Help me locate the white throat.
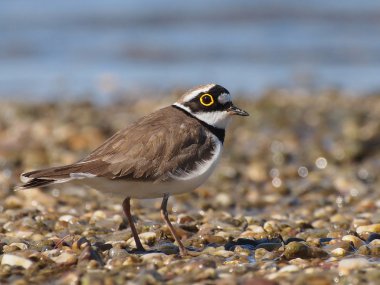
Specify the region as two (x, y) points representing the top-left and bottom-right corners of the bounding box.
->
(173, 103), (232, 129)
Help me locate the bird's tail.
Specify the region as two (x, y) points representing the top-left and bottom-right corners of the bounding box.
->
(16, 164), (83, 190)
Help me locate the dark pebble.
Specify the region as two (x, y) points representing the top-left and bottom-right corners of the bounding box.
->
(79, 246), (105, 266)
(366, 233), (380, 244)
(255, 243), (282, 251)
(285, 238), (305, 244)
(93, 242), (113, 252)
(225, 238), (283, 251)
(319, 238), (334, 244)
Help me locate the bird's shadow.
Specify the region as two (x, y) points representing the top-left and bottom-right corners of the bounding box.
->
(126, 246), (200, 256)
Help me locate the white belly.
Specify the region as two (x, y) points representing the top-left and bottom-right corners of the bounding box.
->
(76, 135), (222, 199)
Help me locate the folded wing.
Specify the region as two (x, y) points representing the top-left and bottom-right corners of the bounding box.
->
(18, 106), (215, 189)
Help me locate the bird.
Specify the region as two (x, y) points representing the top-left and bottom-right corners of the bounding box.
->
(17, 84), (249, 256)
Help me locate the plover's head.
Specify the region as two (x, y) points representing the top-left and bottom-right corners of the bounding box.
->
(174, 84), (249, 129)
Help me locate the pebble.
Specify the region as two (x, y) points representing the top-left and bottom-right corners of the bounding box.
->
(59, 215), (78, 224)
(13, 231), (34, 239)
(356, 224), (380, 235)
(213, 249), (235, 258)
(284, 242), (327, 259)
(3, 196), (23, 209)
(338, 258), (370, 275)
(370, 246), (380, 256)
(366, 233), (380, 243)
(156, 242), (179, 255)
(140, 252), (168, 264)
(139, 232), (157, 245)
(89, 210), (107, 224)
(342, 235), (365, 248)
(109, 248), (129, 259)
(8, 243), (28, 250)
(279, 265), (300, 273)
(1, 254), (33, 269)
(357, 245), (371, 255)
(51, 252), (78, 265)
(330, 248), (348, 257)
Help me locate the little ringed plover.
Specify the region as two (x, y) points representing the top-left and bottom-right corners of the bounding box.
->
(18, 84), (249, 256)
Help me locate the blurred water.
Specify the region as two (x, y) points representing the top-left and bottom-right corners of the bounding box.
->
(1, 0), (380, 100)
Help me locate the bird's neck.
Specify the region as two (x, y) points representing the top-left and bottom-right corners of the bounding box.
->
(172, 104), (226, 143)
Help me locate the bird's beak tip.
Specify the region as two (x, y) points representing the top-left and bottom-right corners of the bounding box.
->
(228, 105), (249, 116)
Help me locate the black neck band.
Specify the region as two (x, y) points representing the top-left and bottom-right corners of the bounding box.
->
(172, 105), (225, 143)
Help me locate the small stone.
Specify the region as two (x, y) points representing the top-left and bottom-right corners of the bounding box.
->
(215, 193), (233, 207)
(89, 210), (107, 224)
(338, 258), (370, 275)
(1, 254), (33, 269)
(4, 196), (23, 209)
(13, 231), (34, 239)
(369, 239), (380, 247)
(255, 243), (282, 252)
(109, 248), (129, 258)
(370, 246), (380, 256)
(284, 242), (326, 259)
(366, 233), (380, 243)
(177, 214), (195, 224)
(59, 215), (78, 224)
(156, 242), (179, 255)
(357, 245), (371, 255)
(212, 249), (234, 258)
(8, 243), (28, 250)
(352, 218), (370, 228)
(279, 265), (300, 273)
(202, 234), (226, 245)
(51, 252), (78, 265)
(357, 224), (380, 236)
(263, 221), (281, 234)
(139, 232), (157, 245)
(284, 242), (311, 259)
(234, 245), (251, 256)
(324, 241), (353, 257)
(140, 252), (168, 264)
(330, 214), (350, 224)
(342, 235), (365, 249)
(330, 247), (348, 257)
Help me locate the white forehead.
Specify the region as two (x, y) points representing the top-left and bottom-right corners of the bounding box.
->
(181, 84), (216, 102)
(218, 93), (232, 104)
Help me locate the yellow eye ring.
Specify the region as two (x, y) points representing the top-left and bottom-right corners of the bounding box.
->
(200, 94), (214, 106)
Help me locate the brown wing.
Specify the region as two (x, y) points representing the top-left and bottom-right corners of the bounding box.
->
(20, 106), (216, 186)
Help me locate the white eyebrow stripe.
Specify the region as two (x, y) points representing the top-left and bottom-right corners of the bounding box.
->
(182, 84), (216, 102)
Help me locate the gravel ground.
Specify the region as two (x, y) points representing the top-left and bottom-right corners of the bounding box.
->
(0, 90), (380, 284)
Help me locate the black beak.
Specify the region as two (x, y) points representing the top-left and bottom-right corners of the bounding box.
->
(227, 105), (249, 116)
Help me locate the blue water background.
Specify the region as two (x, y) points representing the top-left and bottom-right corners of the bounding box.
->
(1, 0), (380, 100)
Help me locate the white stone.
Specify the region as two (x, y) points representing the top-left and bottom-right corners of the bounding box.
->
(1, 254), (33, 269)
(9, 243), (28, 250)
(279, 265), (300, 273)
(59, 215), (77, 223)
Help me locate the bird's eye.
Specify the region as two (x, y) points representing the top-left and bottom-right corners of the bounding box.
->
(200, 94), (214, 106)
